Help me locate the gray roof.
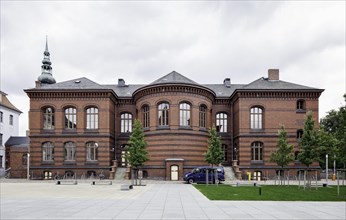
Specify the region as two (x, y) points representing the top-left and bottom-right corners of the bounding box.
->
(150, 71), (199, 86)
(28, 72), (322, 98)
(5, 136), (29, 147)
(241, 77), (318, 90)
(39, 77), (105, 90)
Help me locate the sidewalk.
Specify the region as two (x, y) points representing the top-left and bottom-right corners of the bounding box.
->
(1, 181), (345, 220)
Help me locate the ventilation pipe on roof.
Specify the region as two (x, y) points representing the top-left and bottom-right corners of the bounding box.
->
(223, 78), (231, 87)
(118, 78), (126, 87)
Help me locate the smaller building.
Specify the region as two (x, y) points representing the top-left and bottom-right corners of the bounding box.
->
(0, 91), (22, 176)
(5, 137), (29, 178)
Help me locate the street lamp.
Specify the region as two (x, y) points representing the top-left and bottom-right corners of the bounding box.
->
(326, 154), (328, 185)
(27, 153), (30, 180)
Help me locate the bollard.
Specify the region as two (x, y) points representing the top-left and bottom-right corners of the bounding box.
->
(259, 187), (262, 195)
(57, 181), (60, 185)
(254, 183), (257, 187)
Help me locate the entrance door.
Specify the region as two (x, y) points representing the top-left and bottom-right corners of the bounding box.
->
(171, 165), (179, 181)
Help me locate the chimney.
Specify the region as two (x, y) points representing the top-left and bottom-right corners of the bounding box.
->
(268, 69), (279, 80)
(118, 78), (125, 87)
(35, 80), (42, 88)
(223, 78), (231, 87)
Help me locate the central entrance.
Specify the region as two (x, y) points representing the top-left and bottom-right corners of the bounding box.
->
(171, 165), (179, 180)
(165, 158), (184, 181)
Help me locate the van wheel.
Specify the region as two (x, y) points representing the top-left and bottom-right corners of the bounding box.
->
(215, 179), (220, 184)
(188, 178), (194, 184)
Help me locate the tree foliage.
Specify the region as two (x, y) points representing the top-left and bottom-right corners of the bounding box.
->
(270, 124), (294, 168)
(320, 93), (346, 168)
(205, 126), (224, 166)
(298, 111), (320, 168)
(126, 119), (149, 168)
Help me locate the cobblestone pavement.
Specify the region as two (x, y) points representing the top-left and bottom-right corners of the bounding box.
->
(1, 179), (345, 220)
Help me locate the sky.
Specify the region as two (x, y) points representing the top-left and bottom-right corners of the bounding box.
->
(1, 1), (345, 136)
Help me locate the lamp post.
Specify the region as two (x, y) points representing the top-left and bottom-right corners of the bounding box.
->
(326, 154), (328, 185)
(27, 153), (30, 180)
(333, 154), (336, 181)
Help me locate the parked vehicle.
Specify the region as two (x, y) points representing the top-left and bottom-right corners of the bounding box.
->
(184, 166), (225, 184)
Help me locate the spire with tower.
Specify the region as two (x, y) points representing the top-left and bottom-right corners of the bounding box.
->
(37, 36), (56, 84)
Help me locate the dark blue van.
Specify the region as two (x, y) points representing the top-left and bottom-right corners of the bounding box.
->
(183, 166), (225, 184)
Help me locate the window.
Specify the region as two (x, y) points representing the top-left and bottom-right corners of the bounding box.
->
(142, 105), (150, 128)
(250, 107), (263, 129)
(216, 113), (227, 132)
(9, 115), (13, 126)
(65, 107), (77, 129)
(22, 154), (27, 165)
(64, 142), (76, 161)
(0, 111), (3, 123)
(42, 142), (54, 161)
(0, 155), (3, 168)
(253, 171), (262, 181)
(297, 129), (303, 139)
(199, 105), (207, 128)
(294, 151), (299, 161)
(86, 107), (98, 129)
(251, 142), (263, 161)
(0, 133), (2, 145)
(179, 102), (191, 126)
(121, 113), (132, 132)
(297, 100), (305, 111)
(158, 102), (169, 126)
(86, 142), (98, 161)
(44, 171), (52, 180)
(43, 107), (55, 129)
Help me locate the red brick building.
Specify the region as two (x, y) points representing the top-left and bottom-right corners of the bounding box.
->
(25, 42), (323, 180)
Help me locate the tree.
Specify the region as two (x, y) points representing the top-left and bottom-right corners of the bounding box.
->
(205, 126), (224, 183)
(126, 119), (149, 185)
(298, 111), (320, 168)
(270, 124), (294, 183)
(320, 94), (346, 168)
(205, 126), (224, 166)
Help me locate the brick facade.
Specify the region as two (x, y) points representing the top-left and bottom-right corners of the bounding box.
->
(25, 70), (323, 180)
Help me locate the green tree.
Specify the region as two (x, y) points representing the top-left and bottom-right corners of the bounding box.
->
(298, 111), (320, 168)
(205, 126), (224, 166)
(205, 126), (224, 184)
(126, 119), (149, 184)
(320, 93), (346, 168)
(270, 124), (294, 182)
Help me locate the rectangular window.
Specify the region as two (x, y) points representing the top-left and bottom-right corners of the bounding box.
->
(0, 133), (2, 145)
(86, 107), (98, 129)
(65, 108), (77, 129)
(9, 115), (13, 125)
(0, 155), (3, 168)
(0, 111), (3, 123)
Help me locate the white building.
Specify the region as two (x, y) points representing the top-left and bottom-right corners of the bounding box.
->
(0, 91), (22, 176)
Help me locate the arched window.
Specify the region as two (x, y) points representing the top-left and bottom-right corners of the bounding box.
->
(297, 100), (305, 111)
(179, 102), (191, 126)
(42, 142), (54, 161)
(250, 107), (263, 129)
(158, 102), (169, 126)
(86, 107), (98, 129)
(216, 113), (227, 132)
(251, 142), (263, 161)
(86, 142), (98, 161)
(141, 105), (150, 129)
(43, 107), (54, 129)
(64, 141), (76, 161)
(199, 105), (207, 128)
(121, 113), (132, 132)
(65, 107), (77, 129)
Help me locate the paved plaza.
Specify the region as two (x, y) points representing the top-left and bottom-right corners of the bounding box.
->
(1, 180), (345, 220)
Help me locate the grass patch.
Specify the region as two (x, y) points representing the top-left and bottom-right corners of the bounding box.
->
(194, 185), (346, 201)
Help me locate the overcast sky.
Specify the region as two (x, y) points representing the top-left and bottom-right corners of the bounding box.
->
(1, 1), (345, 136)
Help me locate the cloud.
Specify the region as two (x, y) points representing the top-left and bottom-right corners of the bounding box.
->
(0, 1), (345, 136)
